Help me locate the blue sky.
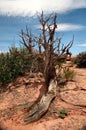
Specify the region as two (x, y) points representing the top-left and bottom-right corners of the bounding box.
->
(0, 0), (86, 55)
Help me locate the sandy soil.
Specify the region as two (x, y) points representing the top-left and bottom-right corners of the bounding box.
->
(0, 67), (86, 130)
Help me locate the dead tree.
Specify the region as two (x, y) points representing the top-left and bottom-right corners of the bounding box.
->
(20, 11), (73, 124)
(20, 26), (36, 55)
(38, 12), (57, 86)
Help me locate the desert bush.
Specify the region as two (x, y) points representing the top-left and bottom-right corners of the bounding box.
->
(75, 52), (86, 68)
(59, 108), (68, 119)
(57, 66), (75, 86)
(62, 67), (75, 81)
(0, 47), (33, 87)
(30, 56), (44, 73)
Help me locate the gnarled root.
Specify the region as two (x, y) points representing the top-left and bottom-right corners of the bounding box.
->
(24, 78), (57, 124)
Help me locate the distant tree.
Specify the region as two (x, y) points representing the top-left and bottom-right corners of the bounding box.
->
(20, 11), (73, 124)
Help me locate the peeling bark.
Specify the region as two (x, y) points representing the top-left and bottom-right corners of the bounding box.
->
(24, 78), (57, 124)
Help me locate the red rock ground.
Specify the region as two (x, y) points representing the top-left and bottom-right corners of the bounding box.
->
(0, 67), (86, 130)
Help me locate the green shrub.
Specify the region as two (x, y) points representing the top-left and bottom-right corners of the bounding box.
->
(75, 52), (86, 68)
(59, 108), (68, 119)
(0, 46), (44, 90)
(57, 67), (75, 86)
(0, 47), (33, 88)
(62, 67), (75, 81)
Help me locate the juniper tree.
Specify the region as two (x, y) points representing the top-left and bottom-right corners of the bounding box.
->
(20, 11), (73, 124)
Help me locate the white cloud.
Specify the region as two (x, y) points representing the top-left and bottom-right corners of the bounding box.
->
(76, 43), (86, 47)
(0, 0), (86, 16)
(36, 23), (86, 31)
(57, 23), (86, 31)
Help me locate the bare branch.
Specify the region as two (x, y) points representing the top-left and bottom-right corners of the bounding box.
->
(20, 28), (37, 54)
(60, 35), (74, 56)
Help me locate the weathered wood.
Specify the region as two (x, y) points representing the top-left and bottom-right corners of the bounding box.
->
(21, 12), (73, 125)
(24, 78), (57, 124)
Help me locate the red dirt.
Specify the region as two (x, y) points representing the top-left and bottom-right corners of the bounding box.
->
(0, 67), (86, 130)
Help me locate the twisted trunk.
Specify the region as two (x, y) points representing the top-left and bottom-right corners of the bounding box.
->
(24, 78), (57, 124)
